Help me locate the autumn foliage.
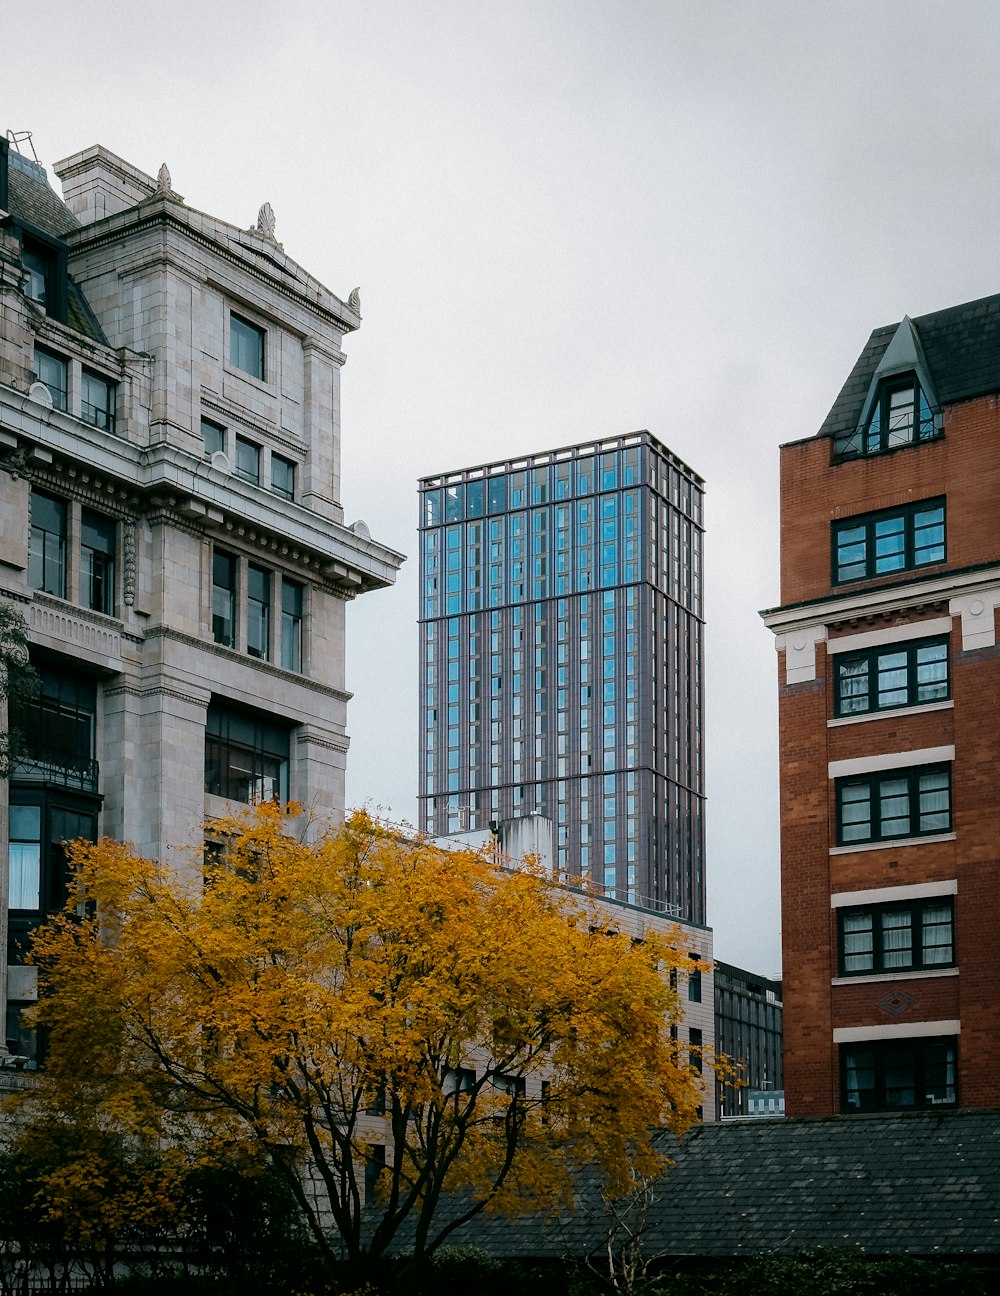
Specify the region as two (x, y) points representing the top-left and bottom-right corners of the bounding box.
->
(21, 807), (705, 1287)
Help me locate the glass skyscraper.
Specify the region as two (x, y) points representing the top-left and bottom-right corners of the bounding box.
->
(418, 430), (705, 923)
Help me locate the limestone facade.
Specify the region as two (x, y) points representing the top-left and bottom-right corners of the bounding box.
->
(0, 137), (403, 1059)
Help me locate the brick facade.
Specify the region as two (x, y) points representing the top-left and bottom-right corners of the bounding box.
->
(764, 298), (1000, 1116)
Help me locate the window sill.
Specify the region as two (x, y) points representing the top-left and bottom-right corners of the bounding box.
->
(223, 362), (276, 397)
(828, 700), (953, 727)
(832, 967), (959, 987)
(830, 832), (956, 855)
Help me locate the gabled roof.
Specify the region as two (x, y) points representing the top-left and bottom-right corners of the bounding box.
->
(819, 293), (1000, 440)
(442, 1109), (1000, 1258)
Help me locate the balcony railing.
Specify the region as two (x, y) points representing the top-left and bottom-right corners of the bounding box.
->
(14, 749), (100, 793)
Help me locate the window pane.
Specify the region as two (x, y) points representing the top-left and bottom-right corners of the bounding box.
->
(29, 489), (66, 598)
(836, 525), (867, 580)
(878, 776), (910, 838)
(873, 516), (905, 573)
(81, 370), (116, 433)
(915, 642), (948, 702)
(230, 314), (264, 379)
(880, 909), (913, 969)
(917, 769), (950, 832)
(875, 650), (908, 708)
(81, 508), (117, 616)
(247, 565), (271, 660)
(886, 385), (915, 446)
(212, 552), (236, 647)
(281, 579), (303, 672)
(839, 783), (872, 841)
(883, 1044), (916, 1108)
(841, 911), (874, 973)
(202, 418), (225, 456)
(837, 657), (870, 713)
(922, 904), (953, 965)
(235, 436), (260, 485)
(913, 506), (945, 565)
(33, 348), (67, 410)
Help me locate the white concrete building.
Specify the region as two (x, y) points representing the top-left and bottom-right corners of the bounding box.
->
(0, 134), (403, 1060)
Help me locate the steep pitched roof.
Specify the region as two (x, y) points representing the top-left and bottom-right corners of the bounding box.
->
(442, 1109), (1000, 1258)
(819, 293), (1000, 440)
(5, 148), (79, 238)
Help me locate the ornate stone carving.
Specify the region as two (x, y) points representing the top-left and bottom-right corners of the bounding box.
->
(123, 521), (137, 607)
(0, 445), (27, 479)
(156, 163), (172, 194)
(255, 202), (277, 241)
(348, 286), (361, 315)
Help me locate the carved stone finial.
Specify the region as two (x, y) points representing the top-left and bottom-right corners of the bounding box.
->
(156, 163), (172, 194)
(348, 287), (361, 315)
(256, 202), (277, 241)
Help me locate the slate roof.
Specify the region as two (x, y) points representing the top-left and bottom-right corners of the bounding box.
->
(440, 1110), (1000, 1259)
(5, 148), (79, 238)
(818, 293), (1000, 440)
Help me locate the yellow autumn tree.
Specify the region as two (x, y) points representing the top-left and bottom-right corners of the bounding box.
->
(26, 806), (705, 1287)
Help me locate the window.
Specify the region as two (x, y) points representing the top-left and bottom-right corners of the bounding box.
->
(835, 637), (949, 717)
(688, 1026), (703, 1074)
(8, 664), (97, 791)
(246, 564), (271, 660)
(33, 347), (67, 411)
(836, 764), (951, 845)
(81, 369), (116, 434)
(833, 500), (944, 584)
(8, 803), (42, 910)
(688, 960), (703, 1003)
(230, 313), (265, 380)
(271, 453), (295, 501)
(7, 793), (98, 918)
(841, 1036), (956, 1111)
(212, 551), (237, 647)
(234, 436), (261, 486)
(834, 375), (937, 459)
(29, 489), (67, 598)
(80, 508), (116, 616)
(20, 232), (66, 320)
(201, 417), (225, 457)
(838, 897), (954, 976)
(204, 701), (289, 804)
(281, 579), (303, 672)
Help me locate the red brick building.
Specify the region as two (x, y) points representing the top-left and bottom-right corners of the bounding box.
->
(762, 295), (1000, 1116)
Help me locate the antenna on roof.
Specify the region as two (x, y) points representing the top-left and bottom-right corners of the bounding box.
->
(5, 131), (40, 163)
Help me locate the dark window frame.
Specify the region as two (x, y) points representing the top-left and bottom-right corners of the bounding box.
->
(28, 488), (67, 598)
(271, 452), (295, 501)
(832, 499), (945, 585)
(835, 763), (951, 846)
(230, 312), (265, 381)
(280, 578), (304, 672)
(833, 373), (938, 461)
(33, 346), (68, 411)
(18, 225), (68, 324)
(841, 1035), (957, 1112)
(837, 896), (955, 976)
(204, 700), (290, 805)
(201, 417), (226, 457)
(80, 507), (117, 617)
(246, 563), (271, 661)
(212, 550), (237, 648)
(80, 368), (117, 434)
(234, 435), (261, 486)
(834, 635), (950, 717)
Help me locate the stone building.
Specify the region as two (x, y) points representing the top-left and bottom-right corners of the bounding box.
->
(0, 134), (402, 1059)
(763, 294), (1000, 1115)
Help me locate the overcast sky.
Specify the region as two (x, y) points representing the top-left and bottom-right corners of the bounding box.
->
(9, 0), (1000, 976)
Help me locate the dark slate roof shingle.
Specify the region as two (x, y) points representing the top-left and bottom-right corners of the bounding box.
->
(438, 1110), (1000, 1259)
(5, 149), (78, 238)
(819, 293), (1000, 439)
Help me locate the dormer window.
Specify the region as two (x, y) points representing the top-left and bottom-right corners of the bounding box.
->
(834, 374), (937, 459)
(18, 230), (68, 323)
